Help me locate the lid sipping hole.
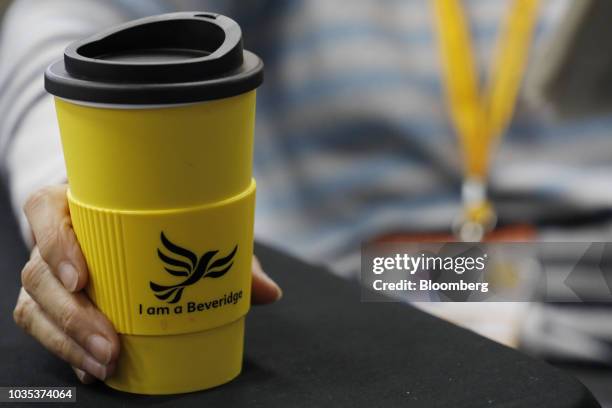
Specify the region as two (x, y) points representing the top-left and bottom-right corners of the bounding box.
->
(76, 19), (226, 65)
(63, 13), (246, 83)
(194, 13), (217, 19)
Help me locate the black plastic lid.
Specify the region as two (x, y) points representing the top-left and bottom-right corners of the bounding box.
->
(44, 12), (263, 104)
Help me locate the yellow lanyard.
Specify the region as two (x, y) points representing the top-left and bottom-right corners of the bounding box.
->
(431, 0), (540, 228)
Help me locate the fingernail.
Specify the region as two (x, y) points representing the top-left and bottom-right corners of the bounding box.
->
(73, 367), (94, 384)
(58, 262), (78, 292)
(267, 278), (283, 301)
(86, 334), (112, 365)
(82, 355), (107, 381)
(254, 264), (283, 301)
(274, 285), (283, 301)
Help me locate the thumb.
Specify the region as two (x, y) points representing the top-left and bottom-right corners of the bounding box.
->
(250, 256), (282, 305)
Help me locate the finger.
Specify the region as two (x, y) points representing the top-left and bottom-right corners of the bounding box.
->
(23, 185), (88, 292)
(72, 367), (95, 384)
(250, 256), (282, 305)
(13, 288), (114, 381)
(21, 250), (120, 366)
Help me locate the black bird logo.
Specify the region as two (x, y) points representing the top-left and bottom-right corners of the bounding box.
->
(150, 232), (237, 304)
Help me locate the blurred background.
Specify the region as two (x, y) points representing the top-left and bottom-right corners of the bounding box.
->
(0, 0), (611, 405)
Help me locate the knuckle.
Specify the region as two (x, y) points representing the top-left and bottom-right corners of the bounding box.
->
(21, 259), (44, 292)
(50, 334), (73, 361)
(13, 302), (25, 327)
(58, 299), (81, 334)
(36, 229), (59, 261)
(23, 187), (53, 215)
(13, 298), (33, 332)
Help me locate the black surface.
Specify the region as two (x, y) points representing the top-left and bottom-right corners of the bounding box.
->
(45, 12), (264, 104)
(560, 364), (612, 408)
(0, 185), (600, 408)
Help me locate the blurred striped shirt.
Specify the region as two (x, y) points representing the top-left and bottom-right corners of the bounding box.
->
(1, 0), (611, 276)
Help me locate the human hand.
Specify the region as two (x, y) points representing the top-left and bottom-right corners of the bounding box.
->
(13, 185), (282, 383)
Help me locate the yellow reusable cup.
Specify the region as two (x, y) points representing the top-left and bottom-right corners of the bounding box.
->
(44, 12), (263, 394)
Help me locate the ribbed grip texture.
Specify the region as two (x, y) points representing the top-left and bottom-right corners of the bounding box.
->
(69, 200), (134, 333)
